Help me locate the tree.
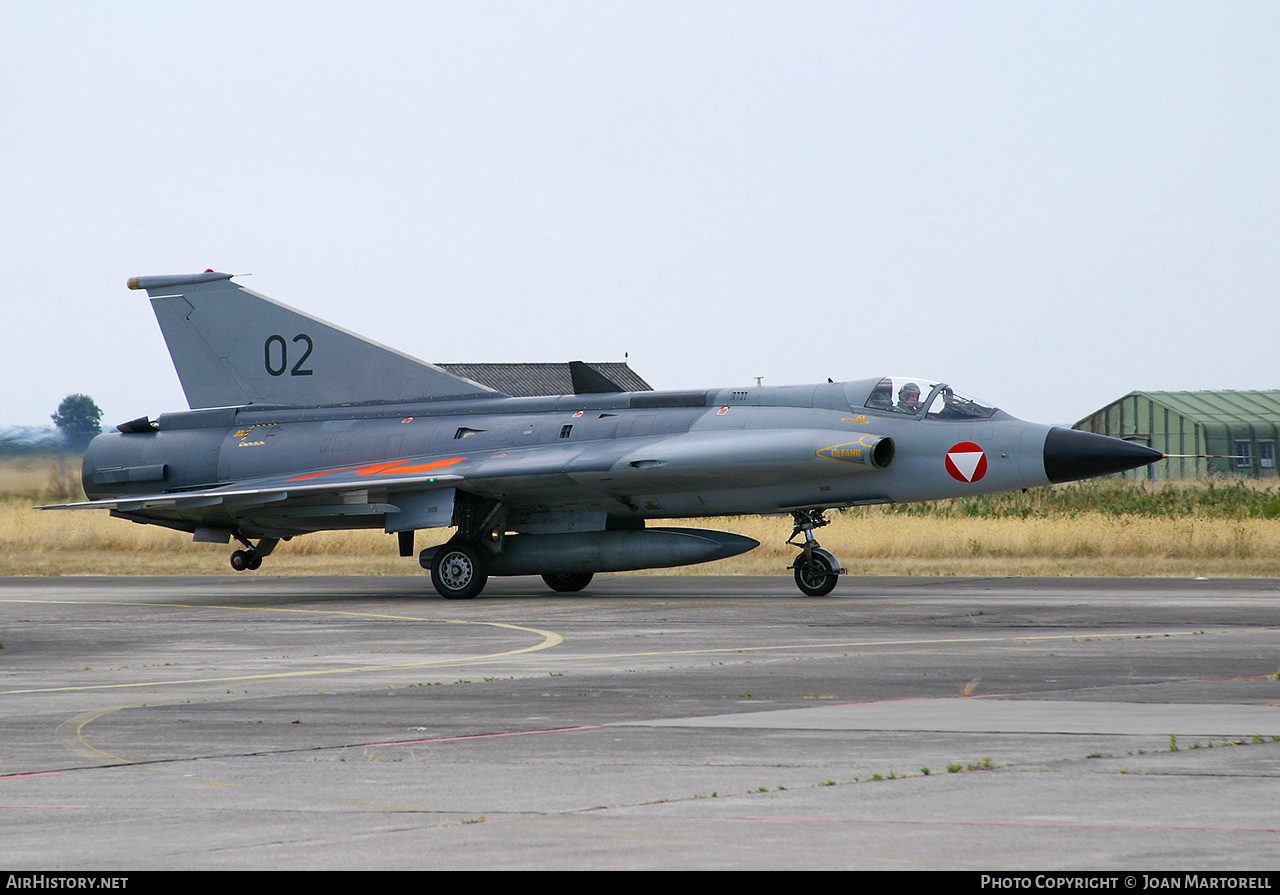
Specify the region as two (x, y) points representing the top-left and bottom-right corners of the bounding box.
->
(52, 394), (102, 452)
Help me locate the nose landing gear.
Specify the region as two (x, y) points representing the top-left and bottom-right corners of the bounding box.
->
(786, 509), (844, 596)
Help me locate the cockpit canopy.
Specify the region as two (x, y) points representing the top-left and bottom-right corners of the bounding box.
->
(863, 376), (998, 420)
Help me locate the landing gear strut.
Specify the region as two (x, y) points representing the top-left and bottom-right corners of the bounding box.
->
(421, 496), (505, 599)
(229, 534), (278, 572)
(786, 509), (844, 596)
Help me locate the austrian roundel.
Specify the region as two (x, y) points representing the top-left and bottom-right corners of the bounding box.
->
(945, 442), (988, 483)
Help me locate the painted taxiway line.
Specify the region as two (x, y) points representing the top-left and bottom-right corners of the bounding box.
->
(1, 598), (564, 694)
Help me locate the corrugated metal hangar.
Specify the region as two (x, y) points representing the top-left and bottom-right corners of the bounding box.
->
(1074, 390), (1280, 479)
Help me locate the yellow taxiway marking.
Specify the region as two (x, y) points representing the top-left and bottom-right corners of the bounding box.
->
(0, 599), (562, 694)
(56, 701), (168, 764)
(54, 701), (468, 812)
(14, 596), (1216, 816)
(23, 599), (567, 813)
(485, 629), (1218, 664)
(4, 595), (1212, 691)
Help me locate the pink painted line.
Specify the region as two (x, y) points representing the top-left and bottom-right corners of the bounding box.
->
(0, 771), (66, 780)
(737, 816), (1280, 833)
(365, 724), (602, 747)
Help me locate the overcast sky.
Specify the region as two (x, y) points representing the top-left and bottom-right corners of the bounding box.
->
(4, 1), (1276, 431)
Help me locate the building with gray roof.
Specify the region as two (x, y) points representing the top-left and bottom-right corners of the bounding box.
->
(437, 361), (651, 398)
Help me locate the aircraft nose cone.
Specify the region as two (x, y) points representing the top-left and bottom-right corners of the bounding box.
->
(1043, 427), (1162, 484)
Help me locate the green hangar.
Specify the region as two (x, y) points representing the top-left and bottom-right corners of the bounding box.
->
(1074, 390), (1280, 480)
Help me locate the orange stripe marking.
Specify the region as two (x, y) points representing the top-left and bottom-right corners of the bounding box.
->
(285, 457), (466, 482)
(354, 457), (466, 476)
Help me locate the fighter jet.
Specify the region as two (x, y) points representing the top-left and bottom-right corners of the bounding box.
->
(41, 271), (1161, 598)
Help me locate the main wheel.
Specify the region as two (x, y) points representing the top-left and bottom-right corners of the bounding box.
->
(230, 550), (251, 571)
(793, 552), (838, 597)
(541, 572), (594, 593)
(430, 541), (489, 600)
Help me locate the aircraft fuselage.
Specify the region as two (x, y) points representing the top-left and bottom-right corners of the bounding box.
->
(48, 271), (1162, 598)
(86, 380), (1068, 541)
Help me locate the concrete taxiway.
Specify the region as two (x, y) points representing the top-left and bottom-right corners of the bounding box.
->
(1, 574), (1278, 870)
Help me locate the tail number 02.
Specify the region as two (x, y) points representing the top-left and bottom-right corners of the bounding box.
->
(264, 334), (314, 377)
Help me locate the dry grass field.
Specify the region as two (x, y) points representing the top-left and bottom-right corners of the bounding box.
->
(3, 455), (1278, 578)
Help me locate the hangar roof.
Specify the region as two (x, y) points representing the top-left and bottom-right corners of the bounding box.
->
(1106, 390), (1280, 426)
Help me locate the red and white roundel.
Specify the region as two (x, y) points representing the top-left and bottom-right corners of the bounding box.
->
(945, 442), (988, 483)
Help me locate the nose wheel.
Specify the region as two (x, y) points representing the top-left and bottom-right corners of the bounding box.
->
(793, 551), (839, 596)
(786, 509), (844, 596)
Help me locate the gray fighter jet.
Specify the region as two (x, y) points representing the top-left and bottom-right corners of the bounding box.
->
(41, 271), (1161, 598)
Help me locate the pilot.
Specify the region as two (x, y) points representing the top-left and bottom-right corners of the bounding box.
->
(897, 382), (922, 414)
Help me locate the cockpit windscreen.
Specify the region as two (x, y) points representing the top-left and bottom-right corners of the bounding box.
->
(864, 377), (998, 420)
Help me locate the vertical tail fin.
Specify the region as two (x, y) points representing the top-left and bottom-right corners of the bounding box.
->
(128, 272), (503, 409)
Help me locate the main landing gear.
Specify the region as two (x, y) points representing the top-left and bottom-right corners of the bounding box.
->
(427, 539), (489, 600)
(786, 509), (845, 597)
(229, 534), (279, 572)
(541, 572), (594, 593)
(421, 496), (506, 599)
(422, 542), (596, 598)
(417, 496), (605, 599)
